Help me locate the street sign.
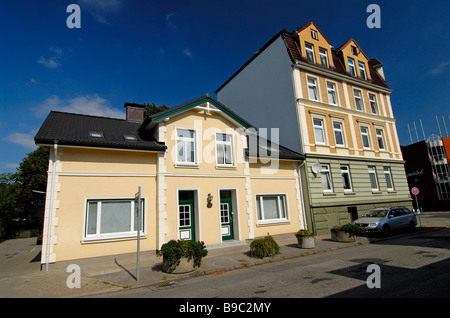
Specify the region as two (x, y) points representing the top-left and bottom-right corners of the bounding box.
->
(411, 187), (419, 196)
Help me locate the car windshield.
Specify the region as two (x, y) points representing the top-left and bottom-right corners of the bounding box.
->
(363, 209), (389, 218)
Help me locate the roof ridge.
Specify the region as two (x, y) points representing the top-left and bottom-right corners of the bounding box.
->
(49, 110), (126, 122)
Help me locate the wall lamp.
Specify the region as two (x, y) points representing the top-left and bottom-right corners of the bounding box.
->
(207, 193), (214, 208)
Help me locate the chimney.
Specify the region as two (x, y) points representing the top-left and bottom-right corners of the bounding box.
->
(124, 102), (145, 123)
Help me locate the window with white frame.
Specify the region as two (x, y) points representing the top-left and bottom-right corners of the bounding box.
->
(307, 77), (319, 101)
(326, 82), (338, 105)
(320, 164), (333, 192)
(348, 57), (356, 76)
(358, 61), (367, 79)
(216, 133), (234, 166)
(319, 48), (329, 67)
(369, 93), (378, 114)
(85, 199), (144, 240)
(384, 166), (394, 191)
(368, 166), (379, 191)
(333, 121), (345, 146)
(360, 126), (371, 149)
(256, 194), (288, 224)
(305, 43), (315, 63)
(313, 118), (325, 144)
(376, 128), (386, 150)
(176, 128), (196, 164)
(354, 89), (364, 111)
(311, 29), (318, 40)
(340, 165), (353, 192)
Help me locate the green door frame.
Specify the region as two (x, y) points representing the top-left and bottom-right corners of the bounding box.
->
(220, 197), (234, 241)
(178, 198), (195, 241)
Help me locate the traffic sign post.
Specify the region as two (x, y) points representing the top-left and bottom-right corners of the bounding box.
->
(411, 187), (422, 227)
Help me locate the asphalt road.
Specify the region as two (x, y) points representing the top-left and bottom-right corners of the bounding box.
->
(94, 227), (450, 299)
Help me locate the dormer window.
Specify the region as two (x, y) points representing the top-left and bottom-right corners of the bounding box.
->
(305, 42), (315, 63)
(311, 29), (318, 40)
(348, 57), (356, 76)
(319, 48), (329, 67)
(358, 61), (367, 79)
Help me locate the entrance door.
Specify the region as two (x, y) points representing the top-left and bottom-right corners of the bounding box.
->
(179, 191), (195, 241)
(220, 191), (234, 241)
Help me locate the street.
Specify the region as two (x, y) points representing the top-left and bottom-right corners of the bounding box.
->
(93, 227), (450, 298)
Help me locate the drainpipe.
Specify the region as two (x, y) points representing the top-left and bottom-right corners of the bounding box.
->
(297, 161), (308, 230)
(45, 142), (58, 272)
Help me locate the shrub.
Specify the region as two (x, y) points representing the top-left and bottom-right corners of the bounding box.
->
(249, 235), (280, 259)
(294, 229), (315, 237)
(331, 223), (361, 237)
(157, 240), (208, 268)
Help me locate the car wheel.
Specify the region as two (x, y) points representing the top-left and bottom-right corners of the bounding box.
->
(382, 224), (390, 236)
(409, 221), (416, 232)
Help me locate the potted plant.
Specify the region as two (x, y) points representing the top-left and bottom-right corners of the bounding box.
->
(294, 229), (316, 249)
(330, 223), (361, 242)
(156, 240), (208, 274)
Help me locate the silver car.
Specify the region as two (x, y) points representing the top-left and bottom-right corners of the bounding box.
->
(354, 207), (417, 236)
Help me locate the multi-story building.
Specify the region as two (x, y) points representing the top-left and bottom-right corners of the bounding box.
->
(216, 22), (412, 234)
(402, 136), (450, 211)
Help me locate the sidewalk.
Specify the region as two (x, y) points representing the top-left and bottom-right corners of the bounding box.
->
(3, 213), (448, 298)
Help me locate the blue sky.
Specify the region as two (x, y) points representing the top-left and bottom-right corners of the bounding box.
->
(1, 0), (449, 173)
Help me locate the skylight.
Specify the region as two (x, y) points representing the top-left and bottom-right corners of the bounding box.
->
(89, 132), (104, 138)
(123, 135), (137, 141)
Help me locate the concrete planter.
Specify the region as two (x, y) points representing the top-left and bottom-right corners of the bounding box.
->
(330, 229), (357, 242)
(296, 236), (316, 249)
(162, 256), (198, 274)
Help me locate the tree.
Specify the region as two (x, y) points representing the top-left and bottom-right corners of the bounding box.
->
(0, 146), (49, 239)
(143, 102), (169, 121)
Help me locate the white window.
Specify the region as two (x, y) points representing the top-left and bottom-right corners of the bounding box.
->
(358, 61), (367, 79)
(85, 199), (144, 240)
(368, 166), (379, 191)
(256, 194), (288, 224)
(319, 48), (329, 67)
(384, 167), (394, 191)
(333, 121), (345, 146)
(327, 82), (338, 105)
(348, 57), (356, 76)
(307, 77), (319, 101)
(216, 133), (234, 166)
(360, 126), (371, 149)
(340, 165), (353, 192)
(313, 118), (325, 144)
(176, 128), (196, 164)
(320, 164), (333, 192)
(311, 29), (318, 40)
(354, 89), (364, 111)
(305, 43), (315, 63)
(369, 93), (378, 114)
(376, 128), (385, 150)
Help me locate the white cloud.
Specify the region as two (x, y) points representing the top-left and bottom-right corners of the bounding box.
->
(35, 94), (124, 119)
(3, 131), (37, 149)
(166, 12), (180, 31)
(428, 61), (450, 76)
(78, 0), (124, 24)
(37, 47), (63, 69)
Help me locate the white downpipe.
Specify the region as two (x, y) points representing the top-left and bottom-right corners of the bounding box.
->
(45, 143), (58, 272)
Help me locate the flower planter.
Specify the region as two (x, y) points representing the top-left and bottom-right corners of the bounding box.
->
(330, 229), (357, 242)
(162, 256), (198, 274)
(296, 236), (315, 249)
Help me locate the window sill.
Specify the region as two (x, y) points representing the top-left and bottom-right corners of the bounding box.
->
(323, 192), (336, 196)
(175, 163), (199, 169)
(372, 190), (382, 194)
(257, 220), (291, 227)
(344, 191), (356, 195)
(216, 165), (237, 170)
(82, 234), (147, 244)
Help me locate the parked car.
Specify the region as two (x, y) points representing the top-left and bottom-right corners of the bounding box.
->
(354, 207), (417, 236)
(36, 231), (43, 245)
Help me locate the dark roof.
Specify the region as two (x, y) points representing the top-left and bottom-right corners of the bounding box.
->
(34, 111), (167, 152)
(216, 28), (390, 93)
(245, 135), (305, 161)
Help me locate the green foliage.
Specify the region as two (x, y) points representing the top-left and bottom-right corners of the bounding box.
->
(294, 229), (315, 237)
(0, 146), (49, 238)
(157, 240), (208, 268)
(331, 223), (361, 237)
(143, 102), (169, 121)
(249, 235), (280, 259)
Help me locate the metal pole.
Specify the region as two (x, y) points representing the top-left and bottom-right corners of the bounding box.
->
(136, 186), (141, 281)
(414, 195), (422, 227)
(408, 124), (413, 144)
(420, 119), (426, 141)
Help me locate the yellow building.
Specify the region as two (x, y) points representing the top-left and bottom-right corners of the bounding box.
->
(217, 22), (412, 234)
(35, 95), (305, 263)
